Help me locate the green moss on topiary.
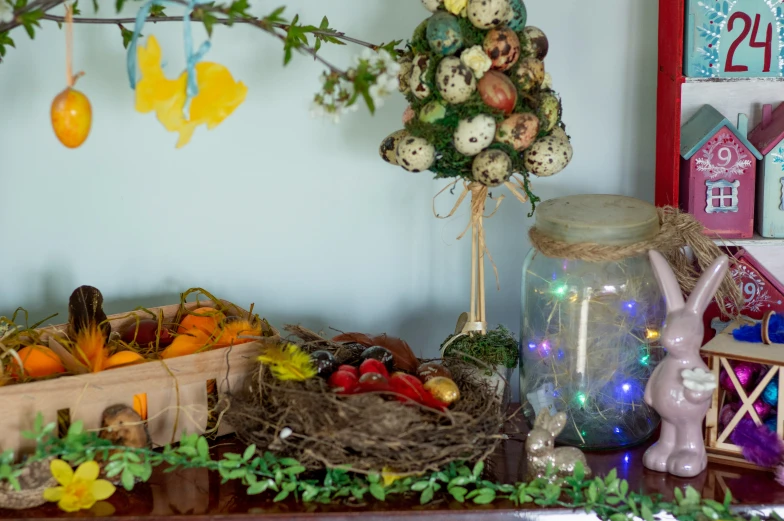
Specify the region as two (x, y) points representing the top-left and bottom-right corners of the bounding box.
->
(441, 325), (519, 372)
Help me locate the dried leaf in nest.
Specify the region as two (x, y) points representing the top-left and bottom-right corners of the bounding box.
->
(99, 404), (151, 449)
(371, 334), (419, 373)
(68, 286), (111, 341)
(332, 332), (419, 373)
(332, 332), (375, 346)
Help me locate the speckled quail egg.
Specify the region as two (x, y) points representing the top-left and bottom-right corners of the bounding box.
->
(514, 57), (545, 91)
(454, 114), (497, 156)
(508, 0), (527, 31)
(523, 135), (573, 177)
(483, 27), (521, 71)
(467, 0), (513, 29)
(550, 126), (568, 141)
(397, 135), (436, 172)
(422, 0), (443, 12)
(472, 149), (513, 187)
(496, 112), (539, 151)
(411, 54), (432, 100)
(427, 12), (464, 56)
(420, 101), (447, 123)
(398, 56), (413, 94)
(537, 92), (561, 133)
(523, 26), (549, 60)
(379, 130), (410, 166)
(437, 56), (477, 104)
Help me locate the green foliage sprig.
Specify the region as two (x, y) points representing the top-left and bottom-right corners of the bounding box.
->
(1, 414), (781, 520)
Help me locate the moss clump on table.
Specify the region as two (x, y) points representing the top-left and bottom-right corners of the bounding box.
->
(0, 414), (776, 521)
(441, 325), (519, 373)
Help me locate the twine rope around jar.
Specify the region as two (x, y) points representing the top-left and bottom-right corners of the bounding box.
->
(528, 206), (742, 315)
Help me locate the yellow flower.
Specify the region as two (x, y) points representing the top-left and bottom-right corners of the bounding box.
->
(135, 35), (248, 148)
(444, 0), (468, 15)
(381, 467), (423, 487)
(460, 46), (492, 79)
(43, 460), (116, 512)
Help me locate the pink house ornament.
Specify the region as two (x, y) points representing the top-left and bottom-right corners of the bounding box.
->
(680, 105), (762, 239)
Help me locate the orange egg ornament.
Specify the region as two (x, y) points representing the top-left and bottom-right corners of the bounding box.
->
(51, 87), (92, 148)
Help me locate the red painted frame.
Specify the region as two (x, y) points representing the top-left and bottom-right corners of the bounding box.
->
(655, 0), (686, 207)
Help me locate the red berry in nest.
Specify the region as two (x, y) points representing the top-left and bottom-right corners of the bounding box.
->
(328, 370), (358, 394)
(356, 372), (390, 393)
(338, 364), (359, 377)
(390, 372), (427, 404)
(360, 346), (394, 373)
(359, 358), (389, 379)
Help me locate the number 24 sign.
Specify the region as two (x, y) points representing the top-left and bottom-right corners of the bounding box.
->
(685, 0), (784, 78)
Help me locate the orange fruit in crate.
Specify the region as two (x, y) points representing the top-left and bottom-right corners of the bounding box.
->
(104, 351), (145, 370)
(51, 87), (92, 148)
(177, 307), (225, 336)
(160, 329), (211, 359)
(13, 345), (66, 378)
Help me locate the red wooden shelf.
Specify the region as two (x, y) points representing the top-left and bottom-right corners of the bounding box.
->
(656, 0), (686, 208)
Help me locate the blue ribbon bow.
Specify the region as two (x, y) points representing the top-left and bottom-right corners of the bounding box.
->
(126, 0), (212, 109)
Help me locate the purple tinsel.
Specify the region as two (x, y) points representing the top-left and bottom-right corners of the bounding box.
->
(733, 313), (784, 343)
(729, 418), (784, 467)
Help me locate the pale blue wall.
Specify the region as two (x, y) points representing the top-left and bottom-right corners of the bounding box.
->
(0, 0), (659, 393)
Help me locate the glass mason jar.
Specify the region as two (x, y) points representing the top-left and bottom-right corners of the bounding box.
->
(520, 195), (666, 449)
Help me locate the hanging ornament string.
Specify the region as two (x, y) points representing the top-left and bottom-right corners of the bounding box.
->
(126, 0), (211, 112)
(64, 3), (83, 87)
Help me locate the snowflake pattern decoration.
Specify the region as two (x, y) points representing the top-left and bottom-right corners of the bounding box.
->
(695, 135), (753, 178)
(724, 263), (777, 314)
(773, 146), (784, 171)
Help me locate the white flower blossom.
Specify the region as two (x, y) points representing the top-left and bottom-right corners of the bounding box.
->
(542, 72), (553, 90)
(682, 368), (717, 392)
(460, 46), (492, 79)
(0, 0), (14, 23)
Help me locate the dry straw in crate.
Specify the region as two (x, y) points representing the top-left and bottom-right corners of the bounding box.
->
(0, 298), (275, 456)
(223, 326), (507, 476)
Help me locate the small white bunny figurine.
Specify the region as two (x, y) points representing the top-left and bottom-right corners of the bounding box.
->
(643, 250), (727, 478)
(526, 409), (592, 482)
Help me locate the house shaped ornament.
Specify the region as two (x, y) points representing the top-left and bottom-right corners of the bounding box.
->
(684, 0), (784, 78)
(680, 105), (762, 239)
(702, 246), (784, 344)
(749, 103), (784, 237)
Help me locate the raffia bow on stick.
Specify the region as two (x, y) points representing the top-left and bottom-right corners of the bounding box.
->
(528, 206), (742, 316)
(434, 177), (533, 336)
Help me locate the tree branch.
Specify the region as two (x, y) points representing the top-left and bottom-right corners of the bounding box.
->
(0, 0), (397, 76)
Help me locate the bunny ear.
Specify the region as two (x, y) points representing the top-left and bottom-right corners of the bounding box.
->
(686, 254), (729, 316)
(548, 412), (567, 436)
(534, 409), (551, 430)
(648, 250), (685, 313)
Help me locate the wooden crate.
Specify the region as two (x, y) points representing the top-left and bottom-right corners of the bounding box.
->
(702, 319), (784, 469)
(0, 300), (270, 455)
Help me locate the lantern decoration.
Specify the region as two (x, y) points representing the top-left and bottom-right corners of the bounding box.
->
(379, 0), (573, 333)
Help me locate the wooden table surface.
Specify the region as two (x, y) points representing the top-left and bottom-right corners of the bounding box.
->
(2, 413), (783, 520)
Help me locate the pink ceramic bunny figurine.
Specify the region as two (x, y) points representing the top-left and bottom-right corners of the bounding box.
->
(643, 250), (728, 478)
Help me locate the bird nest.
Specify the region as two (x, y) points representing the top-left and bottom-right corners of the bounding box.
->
(222, 326), (507, 475)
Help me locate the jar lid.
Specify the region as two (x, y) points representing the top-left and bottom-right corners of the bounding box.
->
(534, 195), (659, 246)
